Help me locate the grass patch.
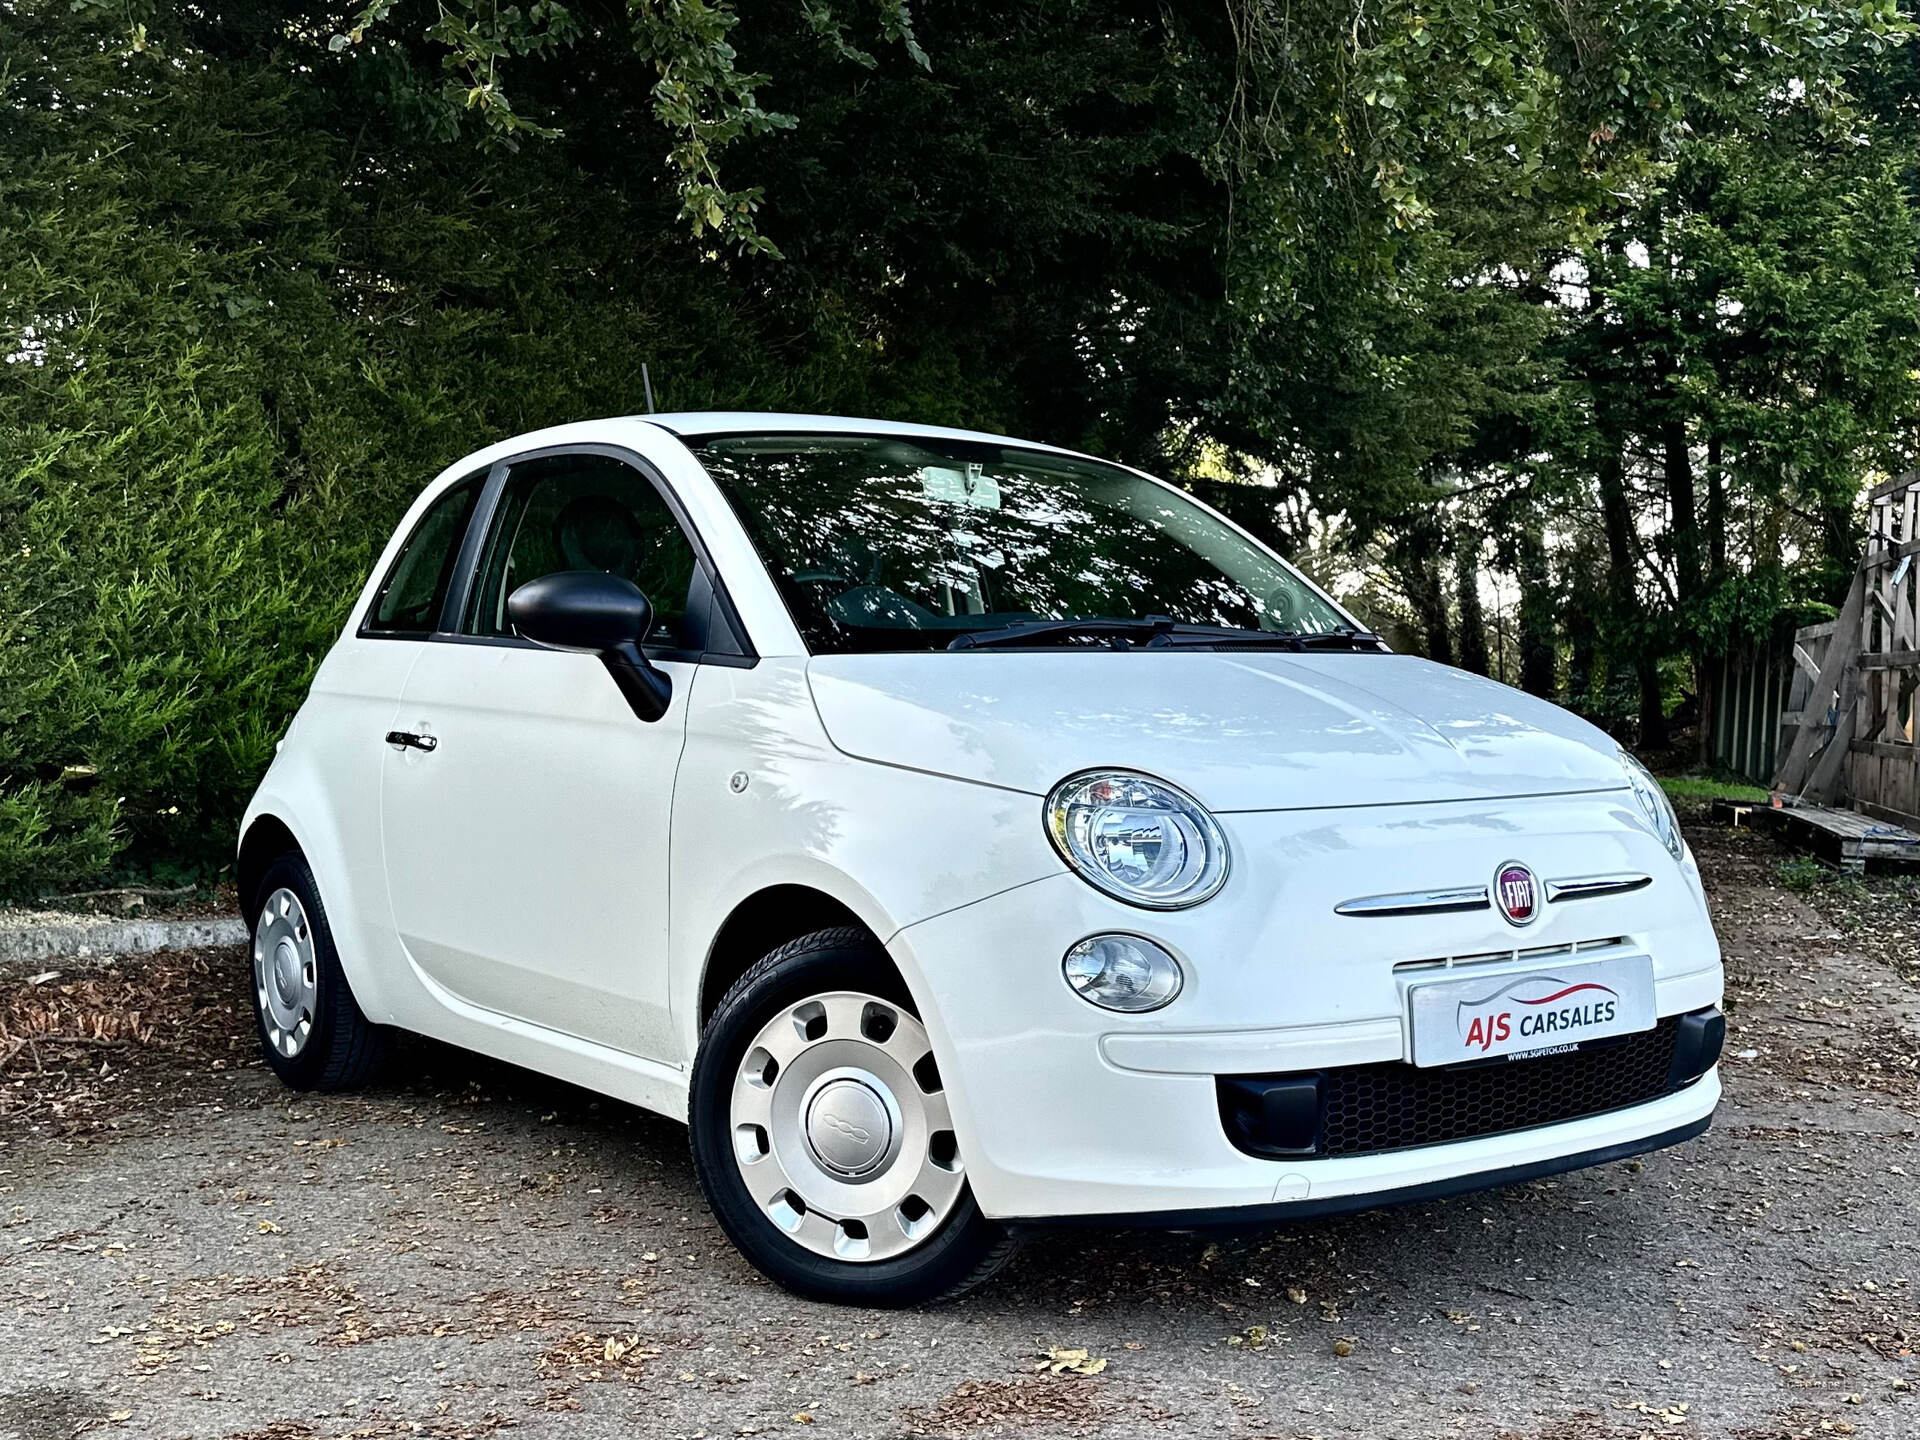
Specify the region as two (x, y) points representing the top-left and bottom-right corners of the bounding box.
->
(1775, 854), (1870, 913)
(1660, 775), (1770, 804)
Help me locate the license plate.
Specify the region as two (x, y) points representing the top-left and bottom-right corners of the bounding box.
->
(1408, 955), (1657, 1067)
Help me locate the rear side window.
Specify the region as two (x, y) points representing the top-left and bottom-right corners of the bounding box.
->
(363, 474), (484, 636)
(463, 452), (699, 648)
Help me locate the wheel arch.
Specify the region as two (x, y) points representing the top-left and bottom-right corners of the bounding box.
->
(698, 883), (888, 1026)
(237, 812), (301, 925)
(233, 790), (404, 1022)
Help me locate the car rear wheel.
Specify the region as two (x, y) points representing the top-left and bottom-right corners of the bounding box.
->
(689, 928), (1016, 1305)
(248, 851), (389, 1091)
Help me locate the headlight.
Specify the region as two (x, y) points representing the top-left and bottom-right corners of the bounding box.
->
(1620, 751), (1685, 861)
(1063, 934), (1184, 1011)
(1045, 770), (1229, 908)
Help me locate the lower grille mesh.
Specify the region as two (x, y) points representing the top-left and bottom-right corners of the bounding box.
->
(1219, 1018), (1693, 1161)
(1318, 1019), (1681, 1157)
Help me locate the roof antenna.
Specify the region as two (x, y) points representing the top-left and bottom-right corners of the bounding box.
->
(641, 363), (657, 414)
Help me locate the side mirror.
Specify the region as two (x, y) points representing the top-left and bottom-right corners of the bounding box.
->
(506, 571), (674, 722)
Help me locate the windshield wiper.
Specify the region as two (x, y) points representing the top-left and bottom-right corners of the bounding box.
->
(1148, 626), (1386, 652)
(1302, 629), (1387, 651)
(947, 616), (1180, 650)
(948, 617), (1386, 652)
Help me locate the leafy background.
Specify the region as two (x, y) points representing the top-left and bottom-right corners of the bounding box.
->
(2, 0), (1915, 895)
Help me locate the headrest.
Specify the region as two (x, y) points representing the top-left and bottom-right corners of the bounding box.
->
(553, 494), (645, 577)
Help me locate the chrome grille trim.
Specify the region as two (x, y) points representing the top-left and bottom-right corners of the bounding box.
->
(1332, 886), (1489, 917)
(1545, 872), (1653, 903)
(1336, 872), (1652, 918)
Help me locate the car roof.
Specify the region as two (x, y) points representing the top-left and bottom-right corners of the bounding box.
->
(641, 412), (1085, 458)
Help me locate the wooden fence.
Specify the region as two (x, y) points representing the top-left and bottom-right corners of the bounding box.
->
(1772, 471), (1920, 828)
(1848, 473), (1920, 825)
(1708, 642), (1793, 787)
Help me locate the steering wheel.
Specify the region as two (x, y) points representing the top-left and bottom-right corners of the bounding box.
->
(1263, 583), (1309, 631)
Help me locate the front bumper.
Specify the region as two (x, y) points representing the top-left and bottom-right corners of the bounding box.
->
(1041, 1112), (1715, 1229)
(889, 792), (1724, 1222)
(1217, 1006), (1723, 1160)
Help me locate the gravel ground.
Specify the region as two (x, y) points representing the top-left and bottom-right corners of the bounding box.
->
(1, 820), (1915, 1440)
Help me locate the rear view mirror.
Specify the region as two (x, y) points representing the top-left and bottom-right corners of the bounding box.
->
(507, 571), (673, 722)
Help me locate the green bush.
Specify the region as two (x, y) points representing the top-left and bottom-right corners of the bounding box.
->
(9, 2), (1909, 898)
(0, 9), (966, 897)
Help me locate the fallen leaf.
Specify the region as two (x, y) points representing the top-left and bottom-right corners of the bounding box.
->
(1039, 1347), (1107, 1376)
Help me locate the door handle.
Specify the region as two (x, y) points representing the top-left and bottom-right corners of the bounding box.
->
(385, 730), (438, 753)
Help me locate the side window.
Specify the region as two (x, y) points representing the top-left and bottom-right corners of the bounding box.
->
(464, 452), (700, 649)
(363, 474), (484, 636)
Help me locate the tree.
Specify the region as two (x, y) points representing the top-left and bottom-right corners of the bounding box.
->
(5, 0), (1913, 890)
(1548, 44), (1918, 747)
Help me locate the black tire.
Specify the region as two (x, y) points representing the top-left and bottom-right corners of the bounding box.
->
(246, 850), (390, 1092)
(689, 927), (1017, 1306)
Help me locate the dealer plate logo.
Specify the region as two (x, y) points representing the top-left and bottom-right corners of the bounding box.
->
(1453, 973), (1620, 1055)
(1493, 860), (1540, 926)
(1406, 953), (1658, 1066)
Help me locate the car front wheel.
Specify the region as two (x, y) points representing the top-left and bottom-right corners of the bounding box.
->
(248, 850), (389, 1091)
(689, 928), (1015, 1305)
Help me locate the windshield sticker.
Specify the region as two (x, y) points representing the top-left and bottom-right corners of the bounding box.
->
(921, 464), (1003, 511)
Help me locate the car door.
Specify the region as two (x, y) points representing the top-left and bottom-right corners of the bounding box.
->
(379, 445), (719, 1060)
(297, 470), (488, 987)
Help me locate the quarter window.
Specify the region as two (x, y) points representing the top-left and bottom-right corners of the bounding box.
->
(363, 473), (484, 636)
(464, 452), (699, 649)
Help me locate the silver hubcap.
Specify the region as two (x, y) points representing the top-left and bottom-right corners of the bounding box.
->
(253, 887), (317, 1058)
(807, 1076), (894, 1176)
(729, 992), (963, 1263)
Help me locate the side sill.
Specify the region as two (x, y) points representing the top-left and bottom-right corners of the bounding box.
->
(400, 950), (690, 1121)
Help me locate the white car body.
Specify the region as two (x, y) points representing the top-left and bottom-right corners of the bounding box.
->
(241, 413), (1722, 1238)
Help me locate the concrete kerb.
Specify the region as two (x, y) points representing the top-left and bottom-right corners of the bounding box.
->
(0, 909), (246, 967)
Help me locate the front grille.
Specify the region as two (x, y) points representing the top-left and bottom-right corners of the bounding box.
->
(1220, 1014), (1713, 1161)
(1319, 1019), (1680, 1156)
(1391, 936), (1630, 974)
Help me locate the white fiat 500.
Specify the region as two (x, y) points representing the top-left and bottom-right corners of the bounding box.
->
(239, 414), (1724, 1304)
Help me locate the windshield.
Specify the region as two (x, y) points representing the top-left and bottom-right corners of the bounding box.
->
(692, 434), (1352, 655)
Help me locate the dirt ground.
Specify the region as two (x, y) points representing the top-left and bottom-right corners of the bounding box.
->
(1, 819), (1915, 1440)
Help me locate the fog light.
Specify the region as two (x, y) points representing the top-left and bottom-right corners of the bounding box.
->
(1062, 934), (1183, 1012)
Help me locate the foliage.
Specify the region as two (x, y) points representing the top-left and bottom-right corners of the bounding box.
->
(0, 3), (946, 893)
(3, 0), (1915, 892)
(1658, 775), (1769, 805)
(1776, 853), (1867, 900)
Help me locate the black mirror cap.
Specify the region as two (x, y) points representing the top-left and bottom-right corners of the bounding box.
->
(507, 570), (653, 653)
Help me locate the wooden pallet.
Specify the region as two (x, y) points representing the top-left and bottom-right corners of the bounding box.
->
(1745, 799), (1920, 873)
(1710, 797), (1767, 829)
